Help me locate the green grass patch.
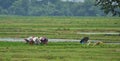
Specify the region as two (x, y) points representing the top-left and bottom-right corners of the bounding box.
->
(0, 41), (120, 61)
(0, 16), (120, 42)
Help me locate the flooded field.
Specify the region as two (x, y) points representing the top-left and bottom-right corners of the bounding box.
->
(0, 38), (120, 44)
(77, 32), (120, 35)
(0, 38), (79, 42)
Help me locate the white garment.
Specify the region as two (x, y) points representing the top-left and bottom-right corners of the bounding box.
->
(33, 37), (38, 42)
(39, 37), (42, 40)
(33, 37), (40, 44)
(26, 36), (33, 41)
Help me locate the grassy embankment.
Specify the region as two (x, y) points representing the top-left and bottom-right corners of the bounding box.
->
(0, 16), (120, 42)
(0, 41), (120, 61)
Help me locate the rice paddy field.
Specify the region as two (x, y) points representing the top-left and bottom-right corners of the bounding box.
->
(0, 42), (120, 61)
(0, 16), (120, 42)
(0, 16), (120, 61)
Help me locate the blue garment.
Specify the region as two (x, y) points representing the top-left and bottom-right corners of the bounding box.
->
(80, 37), (89, 44)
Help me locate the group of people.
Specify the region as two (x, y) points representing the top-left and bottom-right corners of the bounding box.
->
(24, 36), (48, 45)
(24, 36), (103, 46)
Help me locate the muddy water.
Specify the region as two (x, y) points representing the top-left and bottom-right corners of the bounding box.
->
(0, 38), (120, 44)
(77, 32), (120, 35)
(0, 38), (23, 42)
(0, 38), (80, 42)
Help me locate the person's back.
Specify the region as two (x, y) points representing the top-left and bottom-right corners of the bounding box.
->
(39, 37), (48, 45)
(28, 36), (35, 45)
(33, 37), (40, 45)
(24, 36), (34, 44)
(80, 37), (89, 44)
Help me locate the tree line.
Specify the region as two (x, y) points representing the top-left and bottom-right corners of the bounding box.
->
(0, 0), (105, 16)
(95, 0), (120, 16)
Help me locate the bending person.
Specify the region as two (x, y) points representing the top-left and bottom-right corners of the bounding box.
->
(39, 37), (48, 45)
(80, 37), (89, 44)
(33, 37), (40, 45)
(24, 36), (34, 44)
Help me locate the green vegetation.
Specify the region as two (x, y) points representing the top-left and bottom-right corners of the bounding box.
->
(0, 41), (120, 61)
(0, 16), (120, 42)
(0, 0), (104, 16)
(95, 0), (120, 16)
